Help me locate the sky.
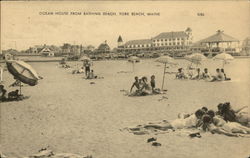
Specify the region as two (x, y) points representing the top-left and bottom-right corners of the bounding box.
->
(1, 1), (250, 50)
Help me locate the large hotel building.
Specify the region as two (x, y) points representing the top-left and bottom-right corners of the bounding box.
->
(117, 27), (193, 54)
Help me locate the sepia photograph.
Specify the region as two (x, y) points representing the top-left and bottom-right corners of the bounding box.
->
(0, 1), (250, 158)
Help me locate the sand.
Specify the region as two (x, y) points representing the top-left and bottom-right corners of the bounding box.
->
(0, 59), (250, 158)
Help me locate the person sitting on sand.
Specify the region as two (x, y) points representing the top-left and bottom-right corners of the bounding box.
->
(176, 68), (188, 79)
(8, 89), (19, 100)
(130, 76), (140, 93)
(59, 58), (66, 65)
(87, 70), (97, 79)
(202, 68), (211, 80)
(210, 68), (225, 82)
(0, 85), (7, 101)
(150, 75), (161, 94)
(221, 69), (231, 81)
(139, 76), (152, 96)
(191, 68), (202, 80)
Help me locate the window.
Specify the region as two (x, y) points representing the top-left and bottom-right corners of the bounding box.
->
(161, 43), (164, 46)
(165, 39), (167, 41)
(173, 43), (176, 45)
(177, 42), (180, 45)
(142, 45), (144, 47)
(169, 39), (172, 41)
(161, 39), (163, 41)
(169, 43), (171, 46)
(177, 38), (180, 40)
(157, 40), (159, 42)
(153, 40), (156, 42)
(157, 43), (160, 46)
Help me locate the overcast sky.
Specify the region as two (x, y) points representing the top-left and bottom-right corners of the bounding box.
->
(1, 1), (249, 50)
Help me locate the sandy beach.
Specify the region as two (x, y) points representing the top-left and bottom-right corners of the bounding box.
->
(1, 59), (250, 158)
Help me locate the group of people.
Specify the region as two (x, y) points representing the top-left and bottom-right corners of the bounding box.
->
(176, 67), (231, 82)
(130, 75), (162, 96)
(0, 84), (21, 102)
(128, 102), (249, 137)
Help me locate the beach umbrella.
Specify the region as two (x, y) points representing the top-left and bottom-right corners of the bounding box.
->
(155, 55), (177, 90)
(6, 60), (39, 94)
(128, 56), (140, 72)
(79, 56), (91, 61)
(185, 53), (206, 66)
(213, 52), (234, 68)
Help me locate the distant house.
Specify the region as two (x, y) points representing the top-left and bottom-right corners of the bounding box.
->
(95, 41), (110, 53)
(241, 37), (250, 56)
(40, 47), (54, 57)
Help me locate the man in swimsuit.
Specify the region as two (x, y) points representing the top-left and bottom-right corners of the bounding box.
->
(130, 76), (140, 93)
(84, 61), (91, 77)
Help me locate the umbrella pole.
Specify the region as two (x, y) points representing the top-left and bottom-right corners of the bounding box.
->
(133, 61), (135, 72)
(19, 83), (22, 95)
(161, 63), (167, 90)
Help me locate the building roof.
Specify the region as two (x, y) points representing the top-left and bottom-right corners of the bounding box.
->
(242, 37), (250, 47)
(118, 35), (123, 42)
(200, 30), (239, 43)
(153, 31), (188, 39)
(124, 39), (152, 46)
(97, 43), (110, 51)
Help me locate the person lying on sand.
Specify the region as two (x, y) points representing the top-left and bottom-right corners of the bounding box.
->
(72, 67), (84, 74)
(200, 111), (250, 137)
(128, 109), (206, 135)
(130, 76), (140, 93)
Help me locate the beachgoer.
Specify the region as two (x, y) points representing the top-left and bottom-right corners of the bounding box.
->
(8, 89), (19, 100)
(201, 106), (208, 113)
(140, 77), (152, 96)
(84, 61), (91, 77)
(130, 76), (140, 93)
(221, 69), (231, 81)
(211, 68), (225, 82)
(176, 68), (188, 79)
(0, 85), (7, 101)
(202, 111), (250, 136)
(202, 68), (211, 80)
(150, 75), (161, 94)
(221, 102), (249, 126)
(192, 68), (202, 80)
(87, 70), (97, 79)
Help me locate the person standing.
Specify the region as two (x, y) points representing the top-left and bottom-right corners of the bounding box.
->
(83, 60), (91, 77)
